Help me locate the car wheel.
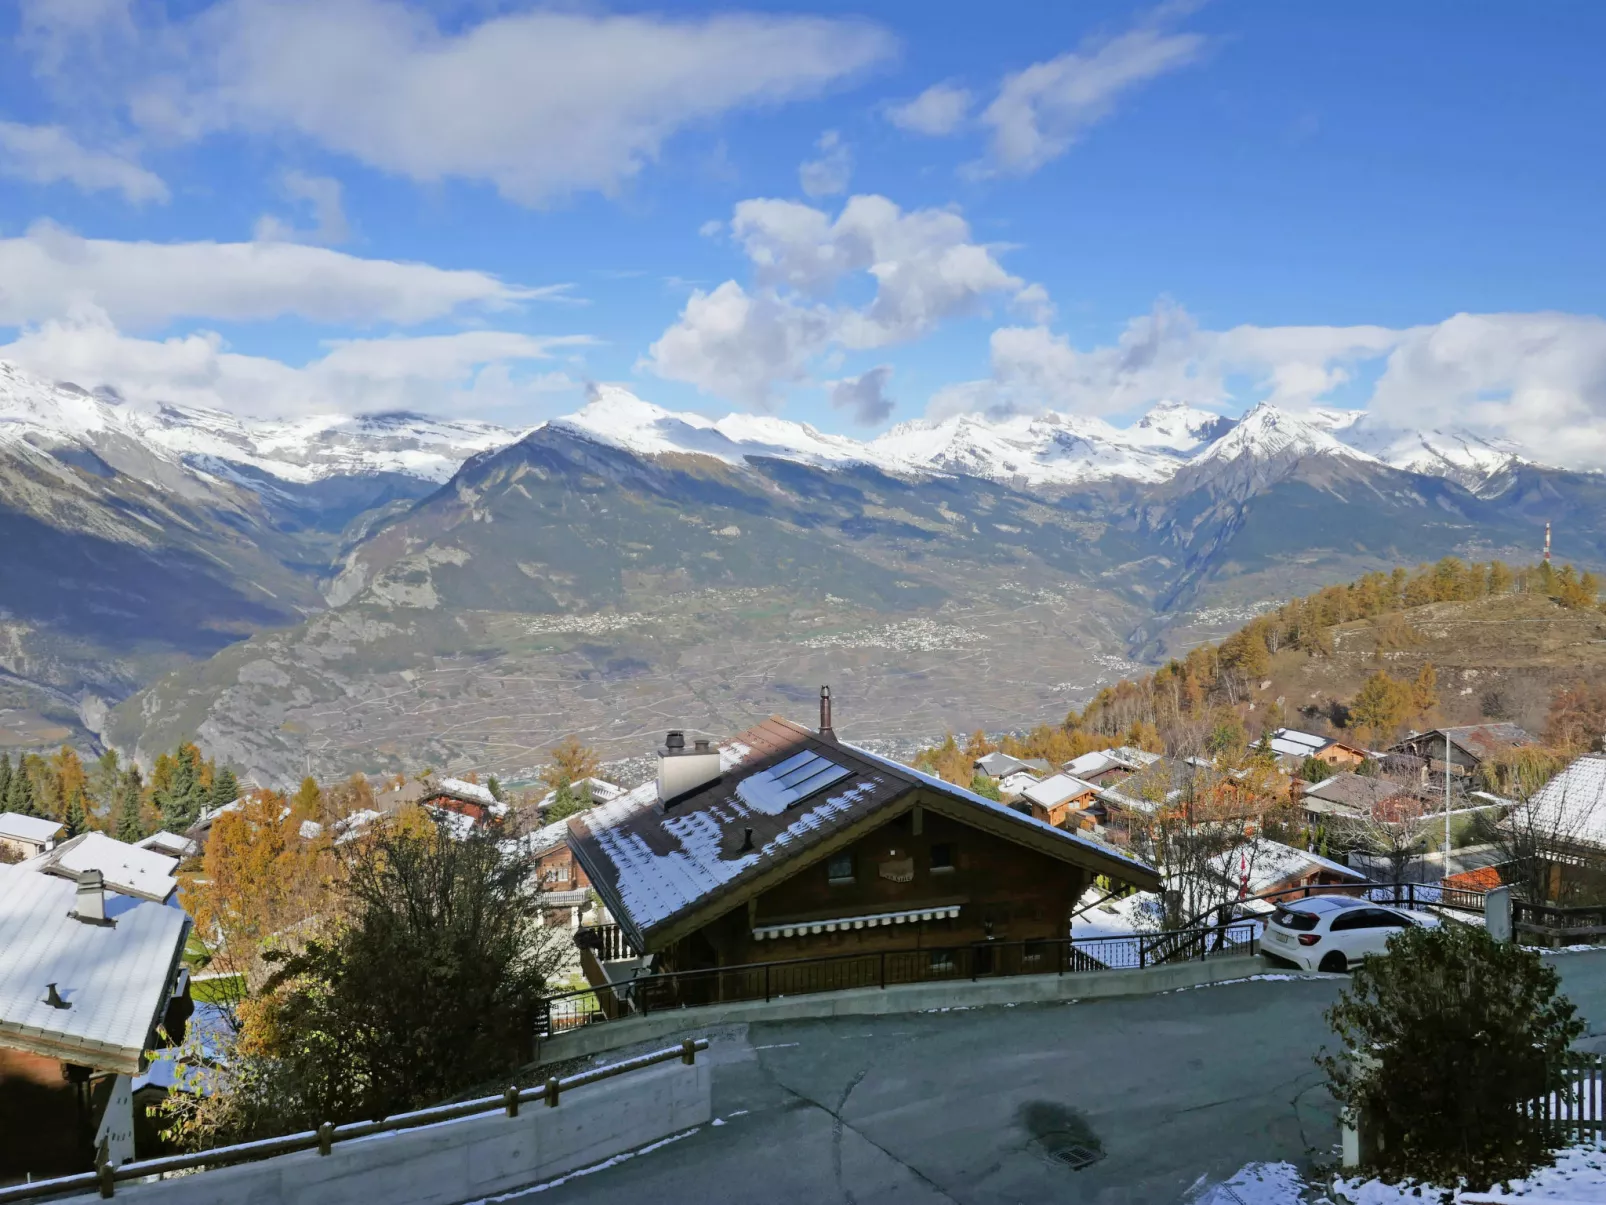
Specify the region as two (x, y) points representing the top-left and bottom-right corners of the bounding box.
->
(1318, 951), (1348, 974)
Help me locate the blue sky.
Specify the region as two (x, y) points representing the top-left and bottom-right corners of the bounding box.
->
(0, 0), (1602, 455)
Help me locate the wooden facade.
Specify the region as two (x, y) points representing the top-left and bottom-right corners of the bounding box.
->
(653, 799), (1092, 974)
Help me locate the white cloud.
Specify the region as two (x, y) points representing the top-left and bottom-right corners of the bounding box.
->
(0, 221), (565, 328)
(798, 131), (851, 198)
(253, 170), (349, 245)
(114, 0), (896, 205)
(974, 10), (1206, 176)
(646, 194), (1032, 406)
(0, 305), (589, 416)
(0, 121), (167, 203)
(828, 365), (895, 425)
(934, 301), (1606, 471)
(886, 83), (972, 136)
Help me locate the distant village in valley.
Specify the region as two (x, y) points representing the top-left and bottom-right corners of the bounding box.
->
(3, 557), (1606, 1200)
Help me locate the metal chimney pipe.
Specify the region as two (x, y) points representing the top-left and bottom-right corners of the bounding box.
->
(819, 685), (835, 740)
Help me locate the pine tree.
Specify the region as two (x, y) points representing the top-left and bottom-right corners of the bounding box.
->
(211, 766), (240, 811)
(115, 767), (146, 843)
(486, 775), (503, 802)
(162, 744), (210, 831)
(0, 754), (10, 809)
(63, 788), (87, 839)
(8, 763), (35, 817)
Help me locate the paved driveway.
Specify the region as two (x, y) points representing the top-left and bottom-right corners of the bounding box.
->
(508, 951), (1606, 1205)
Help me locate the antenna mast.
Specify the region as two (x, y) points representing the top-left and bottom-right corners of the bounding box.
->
(1544, 521), (1552, 564)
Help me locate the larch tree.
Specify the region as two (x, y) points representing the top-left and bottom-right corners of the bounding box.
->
(539, 736), (601, 792)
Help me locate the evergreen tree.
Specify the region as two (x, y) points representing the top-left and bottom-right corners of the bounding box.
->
(7, 762), (34, 817)
(0, 754), (10, 809)
(969, 772), (1001, 801)
(545, 781), (584, 822)
(62, 788), (87, 839)
(211, 766), (240, 811)
(161, 744), (210, 831)
(486, 775), (503, 802)
(90, 750), (120, 818)
(115, 766), (146, 843)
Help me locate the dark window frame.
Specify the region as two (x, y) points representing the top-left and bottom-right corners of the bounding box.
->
(929, 842), (956, 874)
(826, 852), (855, 884)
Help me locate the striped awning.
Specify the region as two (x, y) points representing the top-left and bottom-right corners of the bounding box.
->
(752, 904), (961, 941)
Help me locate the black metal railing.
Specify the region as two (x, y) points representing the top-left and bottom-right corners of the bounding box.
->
(0, 1040), (707, 1203)
(538, 922), (1260, 1037)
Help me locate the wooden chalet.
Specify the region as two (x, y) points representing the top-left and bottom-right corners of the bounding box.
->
(1389, 724), (1534, 792)
(567, 691), (1160, 983)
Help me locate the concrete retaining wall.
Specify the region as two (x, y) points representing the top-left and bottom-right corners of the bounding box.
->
(537, 953), (1274, 1065)
(111, 1060), (710, 1205)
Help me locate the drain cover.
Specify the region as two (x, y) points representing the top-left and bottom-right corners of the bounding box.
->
(1050, 1144), (1103, 1171)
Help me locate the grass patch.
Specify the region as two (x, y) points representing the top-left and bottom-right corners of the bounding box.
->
(190, 973), (244, 1004)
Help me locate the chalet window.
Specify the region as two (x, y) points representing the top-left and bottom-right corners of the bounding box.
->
(827, 852), (855, 884)
(929, 843), (955, 874)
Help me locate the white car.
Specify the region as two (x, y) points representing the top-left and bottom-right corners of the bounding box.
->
(1261, 895), (1440, 973)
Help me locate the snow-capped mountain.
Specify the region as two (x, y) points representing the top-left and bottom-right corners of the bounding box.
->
(1337, 417), (1524, 493)
(0, 361), (517, 493)
(1168, 402), (1385, 499)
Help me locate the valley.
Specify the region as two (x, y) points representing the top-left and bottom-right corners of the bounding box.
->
(3, 360), (1602, 783)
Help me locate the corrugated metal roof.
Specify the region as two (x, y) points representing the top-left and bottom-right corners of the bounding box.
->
(23, 833), (179, 902)
(0, 813), (63, 844)
(1523, 754), (1606, 851)
(570, 717), (1160, 948)
(0, 864), (190, 1073)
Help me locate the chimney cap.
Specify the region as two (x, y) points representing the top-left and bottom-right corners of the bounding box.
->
(665, 730), (686, 751)
(694, 738), (712, 753)
(819, 684), (835, 740)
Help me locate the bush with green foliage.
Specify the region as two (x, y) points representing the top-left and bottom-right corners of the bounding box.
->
(1300, 756), (1334, 784)
(1319, 924), (1583, 1191)
(969, 772), (1001, 801)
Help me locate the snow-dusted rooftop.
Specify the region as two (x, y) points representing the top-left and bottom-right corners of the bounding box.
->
(570, 717), (1161, 948)
(0, 862), (190, 1073)
(1022, 773), (1100, 809)
(1520, 753), (1606, 852)
(22, 832), (180, 902)
(0, 812), (64, 845)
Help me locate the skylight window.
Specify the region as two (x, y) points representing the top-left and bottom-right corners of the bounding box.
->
(736, 751), (852, 816)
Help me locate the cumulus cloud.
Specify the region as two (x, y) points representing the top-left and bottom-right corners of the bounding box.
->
(886, 83), (972, 136)
(0, 121), (167, 203)
(931, 301), (1606, 470)
(828, 365), (894, 424)
(0, 305), (588, 416)
(253, 170), (350, 245)
(0, 221), (566, 328)
(646, 194), (1033, 407)
(103, 0), (894, 205)
(973, 8), (1206, 176)
(798, 131), (852, 198)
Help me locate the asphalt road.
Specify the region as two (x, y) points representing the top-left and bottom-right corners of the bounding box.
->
(509, 951), (1606, 1205)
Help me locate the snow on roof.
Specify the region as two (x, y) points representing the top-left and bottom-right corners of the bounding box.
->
(1063, 751), (1117, 778)
(536, 777), (623, 809)
(1520, 754), (1606, 851)
(133, 831), (198, 860)
(1022, 773), (1100, 809)
(1270, 729), (1329, 759)
(430, 777), (499, 809)
(0, 813), (63, 844)
(1303, 772), (1414, 812)
(1212, 839), (1367, 897)
(0, 862), (190, 1073)
(975, 752), (1029, 777)
(23, 833), (179, 902)
(570, 718), (1160, 947)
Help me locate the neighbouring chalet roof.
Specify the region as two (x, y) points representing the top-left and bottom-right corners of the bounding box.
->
(1519, 754), (1606, 852)
(1022, 774), (1100, 810)
(1394, 724), (1535, 763)
(1269, 729), (1329, 759)
(569, 716), (1161, 951)
(0, 862), (190, 1074)
(0, 812), (63, 845)
(537, 778), (623, 811)
(1062, 747), (1159, 779)
(1303, 772), (1415, 814)
(21, 832), (179, 903)
(133, 831), (199, 861)
(1210, 839), (1367, 902)
(425, 777), (506, 815)
(974, 752), (1032, 779)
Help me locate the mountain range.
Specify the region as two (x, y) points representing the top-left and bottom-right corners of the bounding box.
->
(1, 359), (1599, 783)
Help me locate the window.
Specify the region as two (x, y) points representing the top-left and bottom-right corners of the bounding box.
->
(930, 843), (955, 874)
(827, 852), (855, 884)
(1330, 908), (1393, 931)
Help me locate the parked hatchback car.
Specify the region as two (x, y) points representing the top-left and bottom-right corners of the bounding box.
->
(1262, 895), (1439, 973)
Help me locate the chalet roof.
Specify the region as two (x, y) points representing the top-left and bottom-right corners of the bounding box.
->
(1518, 753), (1606, 852)
(537, 778), (624, 811)
(21, 832), (179, 903)
(425, 777), (505, 814)
(974, 752), (1031, 778)
(1394, 724), (1535, 763)
(569, 716), (1160, 950)
(0, 863), (190, 1074)
(133, 831), (199, 860)
(1062, 747), (1159, 779)
(1210, 838), (1367, 901)
(1303, 772), (1414, 813)
(1022, 774), (1100, 809)
(0, 813), (63, 845)
(1269, 729), (1329, 758)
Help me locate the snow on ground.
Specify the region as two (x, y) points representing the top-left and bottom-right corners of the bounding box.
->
(1071, 888), (1164, 939)
(1185, 1160), (1311, 1203)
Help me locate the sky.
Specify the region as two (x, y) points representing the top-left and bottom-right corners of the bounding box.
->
(0, 1), (1603, 461)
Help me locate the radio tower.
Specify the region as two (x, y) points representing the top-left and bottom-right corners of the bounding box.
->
(1544, 521), (1552, 564)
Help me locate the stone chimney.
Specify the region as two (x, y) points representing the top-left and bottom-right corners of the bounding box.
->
(819, 685), (835, 741)
(73, 869), (108, 925)
(657, 731), (721, 805)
